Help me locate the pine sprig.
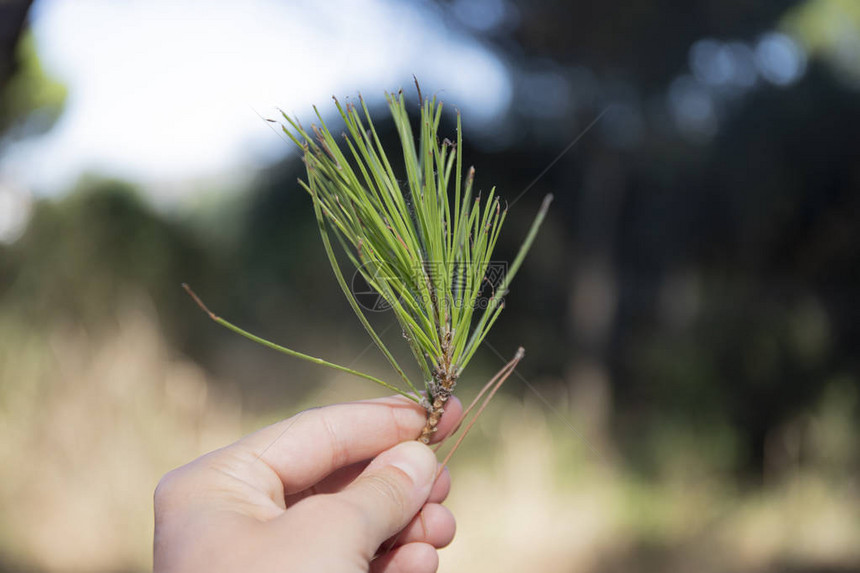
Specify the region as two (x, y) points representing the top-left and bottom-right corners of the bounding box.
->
(185, 87), (552, 439)
(280, 89), (552, 440)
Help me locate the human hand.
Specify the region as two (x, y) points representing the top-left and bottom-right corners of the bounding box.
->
(153, 395), (462, 573)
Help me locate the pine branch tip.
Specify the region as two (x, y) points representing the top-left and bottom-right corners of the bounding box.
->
(182, 283), (218, 321)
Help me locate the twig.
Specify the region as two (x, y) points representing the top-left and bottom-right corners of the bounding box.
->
(435, 347), (524, 475)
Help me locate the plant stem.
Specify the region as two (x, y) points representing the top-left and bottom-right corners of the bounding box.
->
(435, 347), (524, 467)
(181, 284), (420, 403)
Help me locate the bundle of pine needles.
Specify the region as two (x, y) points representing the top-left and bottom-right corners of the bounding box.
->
(185, 87), (551, 445)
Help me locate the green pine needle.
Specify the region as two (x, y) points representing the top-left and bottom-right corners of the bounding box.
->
(188, 87), (552, 408)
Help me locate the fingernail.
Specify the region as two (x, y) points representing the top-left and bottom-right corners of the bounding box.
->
(388, 441), (434, 485)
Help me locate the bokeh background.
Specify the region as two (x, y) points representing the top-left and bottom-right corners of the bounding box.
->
(1, 1), (859, 571)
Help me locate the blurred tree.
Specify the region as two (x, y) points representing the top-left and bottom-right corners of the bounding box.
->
(0, 0), (65, 142)
(0, 178), (215, 353)
(418, 0), (860, 477)
(0, 0), (31, 87)
(0, 30), (66, 141)
(785, 0), (860, 87)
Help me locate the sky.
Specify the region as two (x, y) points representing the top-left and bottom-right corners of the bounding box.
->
(0, 0), (823, 244)
(0, 0), (511, 202)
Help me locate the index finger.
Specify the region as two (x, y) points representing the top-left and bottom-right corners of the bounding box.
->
(233, 395), (462, 495)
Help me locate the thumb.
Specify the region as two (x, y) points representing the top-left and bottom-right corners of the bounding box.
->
(330, 441), (437, 554)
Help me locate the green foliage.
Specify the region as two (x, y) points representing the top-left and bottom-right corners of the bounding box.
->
(783, 0), (860, 85)
(0, 31), (67, 140)
(195, 90), (550, 404)
(277, 91), (551, 402)
(0, 178), (211, 341)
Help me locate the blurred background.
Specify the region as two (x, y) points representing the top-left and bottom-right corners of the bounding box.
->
(1, 0), (859, 571)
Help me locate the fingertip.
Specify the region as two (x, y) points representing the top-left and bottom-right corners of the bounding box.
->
(426, 503), (456, 548)
(379, 440), (437, 490)
(386, 503), (456, 549)
(428, 465), (451, 503)
(371, 542), (439, 573)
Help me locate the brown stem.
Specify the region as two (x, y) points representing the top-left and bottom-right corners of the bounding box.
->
(418, 335), (455, 443)
(418, 390), (450, 444)
(437, 348), (523, 472)
(418, 346), (524, 451)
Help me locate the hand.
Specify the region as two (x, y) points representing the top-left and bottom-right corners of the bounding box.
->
(153, 395), (462, 573)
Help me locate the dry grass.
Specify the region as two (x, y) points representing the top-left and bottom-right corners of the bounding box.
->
(437, 391), (860, 573)
(0, 298), (242, 571)
(1, 301), (858, 572)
